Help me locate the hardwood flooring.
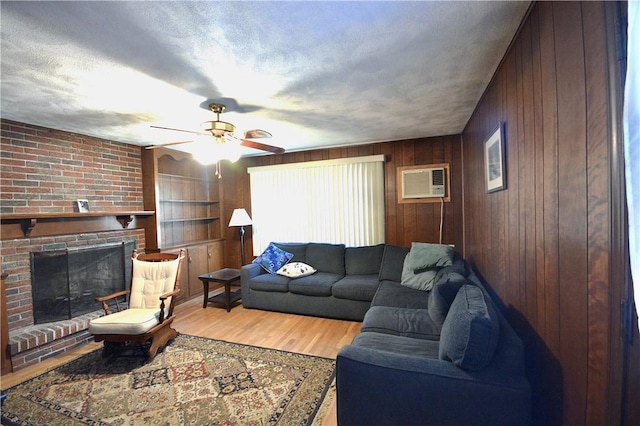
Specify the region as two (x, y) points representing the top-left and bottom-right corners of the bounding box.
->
(0, 295), (362, 425)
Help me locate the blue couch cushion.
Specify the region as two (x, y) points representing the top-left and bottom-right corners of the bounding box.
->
(361, 306), (441, 340)
(288, 272), (342, 296)
(428, 271), (468, 326)
(273, 242), (308, 263)
(439, 285), (500, 371)
(305, 243), (346, 275)
(253, 243), (293, 274)
(332, 275), (380, 301)
(378, 245), (410, 282)
(248, 273), (290, 292)
(371, 280), (430, 309)
(351, 332), (440, 358)
(345, 244), (385, 275)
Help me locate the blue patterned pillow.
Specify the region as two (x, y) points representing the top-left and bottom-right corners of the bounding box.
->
(253, 243), (294, 274)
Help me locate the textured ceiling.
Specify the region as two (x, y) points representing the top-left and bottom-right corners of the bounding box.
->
(1, 1), (530, 156)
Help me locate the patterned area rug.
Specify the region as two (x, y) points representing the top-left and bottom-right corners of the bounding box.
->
(1, 335), (336, 425)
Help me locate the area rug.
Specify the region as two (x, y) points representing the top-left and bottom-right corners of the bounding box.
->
(0, 334), (336, 425)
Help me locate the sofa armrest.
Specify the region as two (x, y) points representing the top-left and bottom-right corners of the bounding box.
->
(336, 345), (531, 426)
(241, 262), (264, 281)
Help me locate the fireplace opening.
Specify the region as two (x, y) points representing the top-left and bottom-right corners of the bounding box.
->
(30, 241), (135, 324)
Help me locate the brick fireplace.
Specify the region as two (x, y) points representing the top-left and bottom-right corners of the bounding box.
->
(1, 119), (148, 372)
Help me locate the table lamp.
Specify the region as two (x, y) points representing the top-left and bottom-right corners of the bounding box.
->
(228, 208), (252, 265)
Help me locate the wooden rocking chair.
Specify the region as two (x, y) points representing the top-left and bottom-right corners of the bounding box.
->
(88, 249), (186, 358)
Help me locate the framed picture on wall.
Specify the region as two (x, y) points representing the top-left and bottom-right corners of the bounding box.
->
(76, 199), (90, 212)
(484, 122), (506, 193)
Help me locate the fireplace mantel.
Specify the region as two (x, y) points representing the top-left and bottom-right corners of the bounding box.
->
(0, 211), (154, 240)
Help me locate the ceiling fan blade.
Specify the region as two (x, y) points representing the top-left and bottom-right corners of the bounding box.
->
(239, 139), (285, 154)
(244, 129), (272, 139)
(150, 125), (209, 136)
(145, 140), (194, 149)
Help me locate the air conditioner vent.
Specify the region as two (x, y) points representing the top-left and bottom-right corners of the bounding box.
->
(397, 163), (450, 204)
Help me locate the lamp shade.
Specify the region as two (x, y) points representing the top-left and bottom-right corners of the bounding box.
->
(228, 208), (252, 227)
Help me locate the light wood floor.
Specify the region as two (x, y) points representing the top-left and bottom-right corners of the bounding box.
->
(0, 295), (362, 425)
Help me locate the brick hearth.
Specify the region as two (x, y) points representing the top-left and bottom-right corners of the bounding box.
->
(1, 120), (147, 372)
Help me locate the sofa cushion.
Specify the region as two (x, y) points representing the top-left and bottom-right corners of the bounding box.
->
(288, 272), (342, 296)
(332, 275), (380, 302)
(277, 262), (317, 278)
(371, 280), (430, 309)
(361, 306), (441, 340)
(248, 273), (290, 292)
(439, 284), (500, 371)
(400, 254), (438, 291)
(305, 243), (346, 275)
(345, 244), (385, 275)
(406, 242), (454, 273)
(378, 245), (410, 282)
(253, 243), (294, 274)
(273, 242), (308, 263)
(428, 272), (468, 326)
(351, 332), (440, 359)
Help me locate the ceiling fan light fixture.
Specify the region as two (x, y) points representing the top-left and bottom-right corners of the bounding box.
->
(201, 120), (235, 136)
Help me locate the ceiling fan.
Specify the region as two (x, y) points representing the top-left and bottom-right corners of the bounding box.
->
(148, 103), (285, 155)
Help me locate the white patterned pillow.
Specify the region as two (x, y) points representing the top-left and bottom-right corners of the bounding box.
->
(277, 262), (317, 278)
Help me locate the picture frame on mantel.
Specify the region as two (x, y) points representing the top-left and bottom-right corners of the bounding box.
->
(484, 122), (506, 193)
(75, 199), (90, 213)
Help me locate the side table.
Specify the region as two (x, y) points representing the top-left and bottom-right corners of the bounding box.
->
(199, 268), (241, 312)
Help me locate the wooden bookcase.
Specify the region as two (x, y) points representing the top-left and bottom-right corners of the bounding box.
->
(142, 148), (225, 301)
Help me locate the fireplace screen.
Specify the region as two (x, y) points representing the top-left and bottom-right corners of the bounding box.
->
(30, 241), (135, 324)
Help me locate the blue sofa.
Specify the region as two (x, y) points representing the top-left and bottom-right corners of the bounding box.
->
(336, 245), (531, 425)
(241, 242), (531, 425)
(241, 242), (385, 321)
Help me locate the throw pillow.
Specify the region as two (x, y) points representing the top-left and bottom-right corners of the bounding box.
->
(276, 262), (317, 278)
(400, 253), (438, 291)
(407, 242), (454, 273)
(252, 243), (294, 274)
(439, 284), (500, 371)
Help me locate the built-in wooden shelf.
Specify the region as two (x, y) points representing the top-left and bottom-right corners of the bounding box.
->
(0, 211), (155, 240)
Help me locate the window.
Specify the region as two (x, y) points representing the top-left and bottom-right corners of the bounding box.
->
(248, 155), (385, 253)
(624, 0), (639, 332)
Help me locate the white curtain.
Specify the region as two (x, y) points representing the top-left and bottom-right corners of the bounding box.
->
(624, 1), (639, 332)
(248, 155), (386, 254)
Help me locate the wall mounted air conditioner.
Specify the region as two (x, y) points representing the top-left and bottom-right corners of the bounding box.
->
(397, 163), (450, 203)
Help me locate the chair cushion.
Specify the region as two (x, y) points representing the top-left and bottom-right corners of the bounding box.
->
(88, 308), (161, 335)
(130, 256), (181, 309)
(439, 285), (500, 371)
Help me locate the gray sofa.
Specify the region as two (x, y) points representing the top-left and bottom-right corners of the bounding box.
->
(337, 244), (531, 425)
(241, 242), (385, 321)
(241, 242), (531, 425)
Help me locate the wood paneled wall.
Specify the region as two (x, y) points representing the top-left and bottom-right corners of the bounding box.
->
(220, 135), (462, 267)
(462, 2), (631, 424)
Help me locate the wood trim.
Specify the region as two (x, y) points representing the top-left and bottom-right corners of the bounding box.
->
(0, 211), (154, 240)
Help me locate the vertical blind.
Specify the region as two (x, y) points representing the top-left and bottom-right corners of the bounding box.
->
(248, 155), (386, 254)
(624, 0), (639, 332)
